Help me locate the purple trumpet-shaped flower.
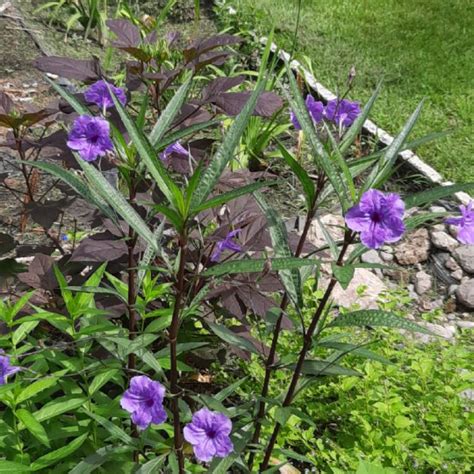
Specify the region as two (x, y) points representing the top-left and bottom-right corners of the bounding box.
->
(184, 408), (233, 462)
(211, 229), (241, 262)
(0, 354), (20, 385)
(120, 375), (167, 430)
(67, 115), (113, 162)
(446, 201), (474, 245)
(290, 94), (325, 130)
(345, 189), (405, 249)
(84, 80), (127, 110)
(325, 98), (361, 128)
(159, 141), (190, 162)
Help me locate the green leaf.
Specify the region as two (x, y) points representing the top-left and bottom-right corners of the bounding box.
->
(30, 433), (88, 471)
(33, 397), (87, 423)
(202, 257), (319, 277)
(88, 369), (119, 396)
(85, 411), (134, 445)
(405, 183), (474, 209)
(12, 321), (39, 346)
(157, 119), (221, 151)
(191, 78), (267, 208)
(16, 377), (59, 404)
(15, 409), (50, 447)
(254, 192), (303, 308)
(367, 100), (424, 189)
(70, 446), (133, 474)
(0, 461), (31, 472)
(135, 455), (167, 474)
(193, 180), (279, 214)
(109, 86), (184, 213)
(149, 77), (193, 146)
(208, 322), (259, 355)
(274, 406), (293, 426)
(328, 310), (433, 334)
(276, 141), (315, 209)
(356, 460), (403, 474)
(318, 341), (393, 365)
(331, 263), (355, 290)
(214, 377), (248, 403)
(288, 359), (361, 377)
(77, 157), (158, 251)
(20, 161), (114, 219)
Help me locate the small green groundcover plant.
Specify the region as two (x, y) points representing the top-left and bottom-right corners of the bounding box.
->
(0, 16), (473, 473)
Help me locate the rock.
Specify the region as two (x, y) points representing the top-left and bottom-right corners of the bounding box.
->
(448, 284), (459, 296)
(429, 205), (446, 214)
(383, 267), (410, 284)
(451, 269), (463, 281)
(327, 268), (387, 310)
(418, 298), (443, 312)
(395, 228), (430, 265)
(414, 271), (432, 295)
(445, 256), (461, 272)
(454, 246), (474, 274)
(414, 322), (456, 343)
(307, 214), (345, 251)
(431, 223), (446, 232)
(380, 251), (394, 262)
(456, 321), (474, 329)
(361, 249), (383, 265)
(456, 279), (474, 309)
(459, 389), (474, 401)
(430, 231), (459, 252)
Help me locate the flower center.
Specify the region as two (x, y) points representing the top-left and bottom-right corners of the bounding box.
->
(145, 398), (154, 408)
(370, 211), (382, 223)
(206, 428), (218, 439)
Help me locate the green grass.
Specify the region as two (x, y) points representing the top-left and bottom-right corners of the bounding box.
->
(224, 0), (474, 184)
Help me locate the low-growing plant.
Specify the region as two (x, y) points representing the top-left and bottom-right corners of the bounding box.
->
(0, 16), (474, 473)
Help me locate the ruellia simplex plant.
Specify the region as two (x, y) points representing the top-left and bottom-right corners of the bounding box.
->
(1, 19), (474, 473)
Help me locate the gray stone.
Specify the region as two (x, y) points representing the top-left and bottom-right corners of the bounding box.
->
(454, 246), (474, 274)
(380, 251), (394, 262)
(328, 268), (387, 310)
(414, 270), (432, 295)
(456, 321), (474, 329)
(451, 269), (463, 281)
(456, 279), (474, 309)
(429, 205), (446, 214)
(430, 231), (459, 252)
(415, 322), (456, 343)
(445, 256), (461, 272)
(459, 389), (474, 401)
(448, 284), (459, 296)
(431, 223), (447, 233)
(307, 214), (345, 251)
(361, 249), (383, 265)
(395, 228), (430, 265)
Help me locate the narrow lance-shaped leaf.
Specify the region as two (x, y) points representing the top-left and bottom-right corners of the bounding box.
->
(108, 85), (184, 214)
(190, 78), (267, 208)
(203, 257), (319, 277)
(76, 156), (158, 251)
(254, 192), (303, 308)
(405, 183), (474, 209)
(46, 77), (89, 115)
(366, 100), (424, 190)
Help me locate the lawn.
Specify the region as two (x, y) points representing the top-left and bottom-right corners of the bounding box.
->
(225, 0), (474, 184)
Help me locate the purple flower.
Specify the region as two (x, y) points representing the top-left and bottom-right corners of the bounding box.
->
(290, 95), (324, 130)
(0, 354), (20, 385)
(325, 98), (361, 128)
(211, 229), (241, 262)
(183, 408), (233, 462)
(305, 94), (324, 123)
(446, 201), (474, 245)
(345, 189), (405, 249)
(67, 115), (113, 162)
(120, 375), (167, 430)
(159, 141), (190, 162)
(84, 80), (127, 110)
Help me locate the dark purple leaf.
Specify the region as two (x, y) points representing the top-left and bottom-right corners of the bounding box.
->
(202, 76), (246, 101)
(34, 56), (102, 82)
(18, 254), (57, 290)
(0, 233), (15, 256)
(26, 198), (69, 230)
(16, 244), (55, 257)
(70, 237), (128, 263)
(184, 35), (242, 63)
(144, 30), (158, 45)
(120, 47), (152, 63)
(187, 52), (229, 72)
(0, 92), (14, 114)
(213, 91), (284, 117)
(107, 19), (141, 48)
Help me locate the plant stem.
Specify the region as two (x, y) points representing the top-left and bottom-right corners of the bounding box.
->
(260, 232), (353, 469)
(248, 205), (316, 469)
(169, 233), (188, 473)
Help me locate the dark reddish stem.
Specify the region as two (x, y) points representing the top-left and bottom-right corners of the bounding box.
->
(260, 232), (354, 469)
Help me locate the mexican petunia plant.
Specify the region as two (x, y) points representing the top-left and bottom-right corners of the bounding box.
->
(1, 19), (474, 473)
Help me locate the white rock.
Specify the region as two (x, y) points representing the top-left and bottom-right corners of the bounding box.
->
(361, 249), (383, 265)
(395, 228), (430, 265)
(445, 256), (461, 272)
(451, 269), (463, 281)
(459, 389), (474, 401)
(380, 251), (394, 262)
(307, 214), (345, 251)
(430, 231), (459, 252)
(414, 270), (432, 295)
(456, 321), (474, 329)
(415, 322), (457, 343)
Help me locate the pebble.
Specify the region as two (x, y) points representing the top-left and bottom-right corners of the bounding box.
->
(430, 231), (459, 252)
(395, 228), (430, 265)
(414, 270), (432, 295)
(454, 246), (474, 274)
(456, 279), (474, 309)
